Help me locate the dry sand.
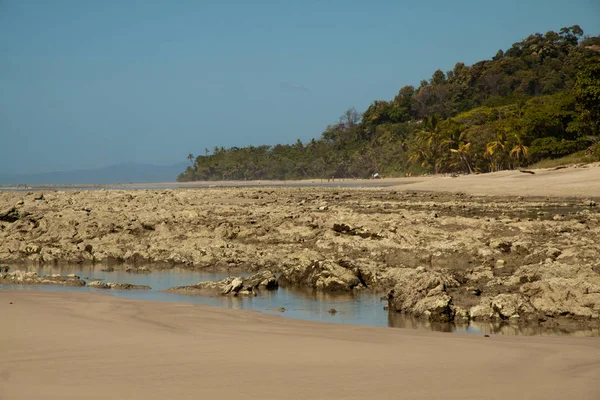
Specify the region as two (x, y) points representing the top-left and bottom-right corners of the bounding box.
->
(161, 163), (600, 197)
(1, 290), (599, 400)
(17, 163), (599, 198)
(394, 164), (600, 197)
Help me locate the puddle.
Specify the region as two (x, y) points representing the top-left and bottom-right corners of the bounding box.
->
(2, 265), (598, 336)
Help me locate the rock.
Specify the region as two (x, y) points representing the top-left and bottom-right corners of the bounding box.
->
(495, 259), (505, 269)
(88, 280), (111, 289)
(546, 248), (562, 260)
(328, 308), (338, 314)
(454, 307), (470, 321)
(0, 207), (22, 223)
(520, 279), (600, 319)
(490, 240), (512, 253)
(87, 280), (151, 290)
(469, 303), (493, 320)
(278, 260), (364, 292)
(332, 223), (381, 239)
(470, 294), (535, 321)
(0, 270), (85, 287)
(239, 270), (279, 290)
(166, 271), (278, 296)
(490, 294), (532, 319)
(467, 287), (481, 296)
(222, 277), (244, 295)
(0, 265), (9, 273)
(108, 282), (151, 290)
(387, 269), (459, 322)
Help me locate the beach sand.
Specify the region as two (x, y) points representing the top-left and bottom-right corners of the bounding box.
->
(2, 290), (599, 400)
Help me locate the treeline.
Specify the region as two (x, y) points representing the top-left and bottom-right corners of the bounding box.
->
(178, 26), (600, 181)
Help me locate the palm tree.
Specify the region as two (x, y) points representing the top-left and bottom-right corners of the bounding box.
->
(409, 114), (444, 174)
(440, 119), (473, 174)
(509, 134), (529, 167)
(450, 142), (474, 174)
(485, 131), (509, 172)
(187, 153), (195, 167)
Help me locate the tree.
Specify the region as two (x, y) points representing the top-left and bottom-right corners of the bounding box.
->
(485, 130), (509, 171)
(441, 119), (473, 173)
(409, 115), (445, 174)
(176, 27), (600, 182)
(573, 58), (600, 136)
(509, 134), (529, 166)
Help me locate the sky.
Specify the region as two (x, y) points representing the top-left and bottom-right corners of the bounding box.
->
(1, 0), (599, 174)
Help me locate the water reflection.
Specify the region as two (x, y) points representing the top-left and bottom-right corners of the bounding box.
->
(2, 265), (598, 337)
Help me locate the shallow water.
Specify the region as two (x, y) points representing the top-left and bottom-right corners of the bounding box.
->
(2, 265), (598, 336)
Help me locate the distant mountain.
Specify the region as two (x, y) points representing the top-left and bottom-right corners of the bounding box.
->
(0, 162), (189, 185)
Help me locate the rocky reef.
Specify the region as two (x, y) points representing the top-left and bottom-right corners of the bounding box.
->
(166, 270), (278, 296)
(0, 270), (86, 286)
(1, 187), (599, 328)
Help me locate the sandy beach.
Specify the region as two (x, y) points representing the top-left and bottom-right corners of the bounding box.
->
(1, 290), (599, 400)
(2, 164), (600, 399)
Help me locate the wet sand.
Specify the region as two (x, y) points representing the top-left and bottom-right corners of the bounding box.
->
(1, 290), (599, 400)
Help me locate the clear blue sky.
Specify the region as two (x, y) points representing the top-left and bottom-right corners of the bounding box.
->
(1, 0), (599, 174)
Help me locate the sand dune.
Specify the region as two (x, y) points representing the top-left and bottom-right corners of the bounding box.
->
(2, 291), (599, 400)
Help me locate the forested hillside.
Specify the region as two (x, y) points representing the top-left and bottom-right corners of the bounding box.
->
(179, 26), (600, 181)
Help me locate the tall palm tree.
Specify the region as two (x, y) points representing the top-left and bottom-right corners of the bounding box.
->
(450, 142), (473, 174)
(441, 119), (473, 174)
(409, 114), (444, 174)
(485, 131), (509, 172)
(509, 134), (529, 167)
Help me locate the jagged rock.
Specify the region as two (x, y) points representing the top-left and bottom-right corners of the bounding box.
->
(166, 270), (278, 296)
(332, 223), (381, 239)
(520, 279), (600, 319)
(240, 270), (279, 290)
(0, 207), (23, 223)
(0, 270), (85, 287)
(88, 280), (111, 289)
(278, 260), (363, 291)
(490, 240), (512, 253)
(88, 280), (151, 290)
(470, 294), (535, 321)
(387, 269), (460, 322)
(222, 277), (244, 295)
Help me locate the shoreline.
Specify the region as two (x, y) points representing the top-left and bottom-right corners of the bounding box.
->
(2, 163), (600, 331)
(2, 163), (600, 198)
(2, 290), (599, 400)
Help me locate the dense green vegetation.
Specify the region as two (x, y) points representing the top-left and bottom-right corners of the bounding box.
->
(178, 26), (600, 181)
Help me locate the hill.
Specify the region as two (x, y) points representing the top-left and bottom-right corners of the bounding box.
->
(178, 26), (600, 181)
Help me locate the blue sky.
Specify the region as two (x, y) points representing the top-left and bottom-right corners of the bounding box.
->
(1, 0), (599, 174)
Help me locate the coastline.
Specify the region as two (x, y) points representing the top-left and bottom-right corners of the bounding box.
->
(1, 163), (600, 330)
(2, 290), (600, 400)
(1, 163), (599, 197)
